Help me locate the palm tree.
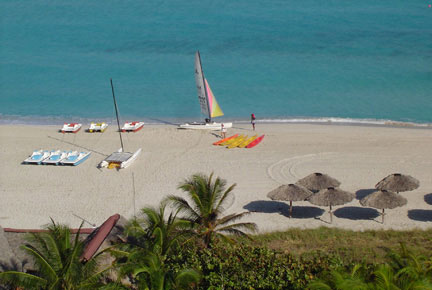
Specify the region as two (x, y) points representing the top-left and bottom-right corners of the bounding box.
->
(119, 251), (200, 290)
(166, 173), (257, 248)
(379, 244), (432, 289)
(111, 202), (201, 289)
(0, 220), (110, 289)
(124, 201), (189, 256)
(308, 264), (369, 290)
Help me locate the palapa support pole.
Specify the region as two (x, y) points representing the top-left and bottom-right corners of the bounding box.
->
(289, 200), (293, 218)
(329, 204), (333, 224)
(381, 208), (385, 224)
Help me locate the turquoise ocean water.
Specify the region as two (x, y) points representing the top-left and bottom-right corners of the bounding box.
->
(1, 0), (431, 126)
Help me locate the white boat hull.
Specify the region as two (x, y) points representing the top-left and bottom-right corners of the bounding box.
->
(42, 150), (68, 165)
(61, 123), (82, 133)
(178, 122), (232, 131)
(60, 151), (91, 166)
(23, 150), (51, 165)
(121, 122), (144, 132)
(99, 148), (142, 169)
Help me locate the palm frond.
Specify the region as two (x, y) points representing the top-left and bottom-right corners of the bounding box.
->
(166, 195), (201, 221)
(215, 212), (252, 226)
(21, 244), (58, 283)
(217, 221), (257, 234)
(0, 271), (47, 289)
(214, 183), (235, 214)
(174, 268), (201, 290)
(78, 264), (113, 288)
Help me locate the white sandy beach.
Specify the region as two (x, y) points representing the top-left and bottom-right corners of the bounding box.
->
(0, 123), (431, 232)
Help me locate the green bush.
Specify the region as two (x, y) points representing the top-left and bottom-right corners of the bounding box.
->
(166, 242), (345, 290)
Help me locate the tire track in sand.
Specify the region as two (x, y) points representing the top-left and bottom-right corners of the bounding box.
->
(267, 152), (337, 184)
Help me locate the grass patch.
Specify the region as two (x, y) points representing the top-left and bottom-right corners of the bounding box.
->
(246, 227), (432, 264)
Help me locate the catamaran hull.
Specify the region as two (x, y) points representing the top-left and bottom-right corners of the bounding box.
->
(178, 122), (232, 131)
(99, 148), (142, 169)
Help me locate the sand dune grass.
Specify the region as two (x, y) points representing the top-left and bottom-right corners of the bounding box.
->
(249, 227), (432, 264)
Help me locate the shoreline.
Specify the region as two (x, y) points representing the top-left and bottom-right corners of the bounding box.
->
(1, 117), (431, 131)
(0, 123), (431, 231)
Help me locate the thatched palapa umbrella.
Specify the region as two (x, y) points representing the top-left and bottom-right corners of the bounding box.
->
(375, 173), (419, 193)
(296, 173), (341, 192)
(360, 189), (407, 224)
(267, 184), (313, 218)
(307, 187), (354, 223)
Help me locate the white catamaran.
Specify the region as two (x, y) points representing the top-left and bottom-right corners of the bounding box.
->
(179, 51), (232, 130)
(99, 79), (142, 169)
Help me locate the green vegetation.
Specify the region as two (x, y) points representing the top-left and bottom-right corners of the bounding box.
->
(252, 227), (432, 264)
(166, 172), (258, 248)
(111, 201), (201, 289)
(1, 173), (431, 289)
(0, 220), (110, 289)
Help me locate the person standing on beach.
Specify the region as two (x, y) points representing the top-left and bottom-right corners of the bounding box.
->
(251, 113), (256, 131)
(221, 123), (227, 139)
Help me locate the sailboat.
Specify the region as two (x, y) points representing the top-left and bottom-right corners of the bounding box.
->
(179, 51), (232, 130)
(99, 79), (142, 169)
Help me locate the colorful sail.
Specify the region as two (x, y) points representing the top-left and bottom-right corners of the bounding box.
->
(204, 78), (224, 118)
(195, 50), (224, 120)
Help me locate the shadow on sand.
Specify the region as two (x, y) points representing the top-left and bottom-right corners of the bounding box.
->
(424, 193), (432, 205)
(407, 209), (432, 222)
(243, 200), (324, 219)
(355, 189), (376, 200)
(47, 136), (107, 157)
(147, 118), (179, 126)
(334, 206), (380, 220)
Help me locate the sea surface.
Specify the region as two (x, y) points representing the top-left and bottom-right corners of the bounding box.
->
(1, 0), (432, 126)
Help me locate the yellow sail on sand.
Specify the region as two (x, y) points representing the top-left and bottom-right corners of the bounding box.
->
(238, 135), (258, 148)
(227, 135), (247, 149)
(220, 134), (244, 146)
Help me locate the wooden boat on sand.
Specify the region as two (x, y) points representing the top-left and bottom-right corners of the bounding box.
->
(80, 214), (121, 263)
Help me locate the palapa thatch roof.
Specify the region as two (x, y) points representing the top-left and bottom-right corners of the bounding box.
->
(375, 173), (419, 193)
(360, 190), (407, 209)
(296, 173), (341, 192)
(267, 184), (313, 201)
(307, 187), (354, 207)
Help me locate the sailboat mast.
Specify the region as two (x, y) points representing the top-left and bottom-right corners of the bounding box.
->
(110, 78), (125, 152)
(197, 51), (212, 123)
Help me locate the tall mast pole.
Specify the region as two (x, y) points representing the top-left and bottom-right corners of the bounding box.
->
(197, 51), (211, 123)
(110, 78), (124, 152)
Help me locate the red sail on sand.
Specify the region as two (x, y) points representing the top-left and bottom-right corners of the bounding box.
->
(80, 213), (120, 263)
(246, 135), (265, 148)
